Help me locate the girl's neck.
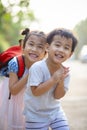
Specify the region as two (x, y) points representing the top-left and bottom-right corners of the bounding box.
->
(24, 56), (33, 69)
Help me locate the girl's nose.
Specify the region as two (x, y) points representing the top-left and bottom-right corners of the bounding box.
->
(32, 46), (37, 51)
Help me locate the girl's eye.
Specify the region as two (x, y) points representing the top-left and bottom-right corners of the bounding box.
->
(37, 45), (43, 49)
(27, 42), (34, 46)
(30, 43), (33, 46)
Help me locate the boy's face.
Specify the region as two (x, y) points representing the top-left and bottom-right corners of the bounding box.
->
(23, 35), (47, 63)
(47, 35), (73, 64)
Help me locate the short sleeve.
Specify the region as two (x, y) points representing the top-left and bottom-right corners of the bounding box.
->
(8, 57), (18, 74)
(27, 63), (43, 88)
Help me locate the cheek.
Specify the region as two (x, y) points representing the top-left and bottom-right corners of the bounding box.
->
(25, 44), (30, 49)
(66, 51), (72, 58)
(68, 52), (73, 58)
(23, 48), (29, 55)
(39, 50), (45, 57)
(48, 46), (54, 52)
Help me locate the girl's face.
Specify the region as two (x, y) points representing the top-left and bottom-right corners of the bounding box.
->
(23, 35), (47, 64)
(47, 35), (73, 64)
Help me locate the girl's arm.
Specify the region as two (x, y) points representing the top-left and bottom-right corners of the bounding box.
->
(8, 57), (28, 95)
(9, 72), (28, 95)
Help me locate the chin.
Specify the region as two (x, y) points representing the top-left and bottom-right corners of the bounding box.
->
(31, 59), (39, 63)
(54, 59), (61, 63)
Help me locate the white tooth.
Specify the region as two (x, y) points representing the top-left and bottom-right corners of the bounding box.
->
(58, 54), (62, 58)
(30, 54), (37, 58)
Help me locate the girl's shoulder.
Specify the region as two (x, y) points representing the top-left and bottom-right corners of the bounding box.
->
(8, 57), (18, 73)
(31, 59), (46, 67)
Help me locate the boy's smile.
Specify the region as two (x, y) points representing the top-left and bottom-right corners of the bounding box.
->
(47, 35), (73, 64)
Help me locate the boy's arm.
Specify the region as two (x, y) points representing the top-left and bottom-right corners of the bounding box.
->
(53, 67), (70, 99)
(53, 69), (70, 99)
(31, 67), (67, 96)
(53, 80), (66, 99)
(31, 77), (57, 96)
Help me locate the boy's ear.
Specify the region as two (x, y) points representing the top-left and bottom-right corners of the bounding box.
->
(44, 43), (49, 58)
(69, 52), (73, 58)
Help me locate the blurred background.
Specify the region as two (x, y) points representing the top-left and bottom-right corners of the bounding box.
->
(0, 0), (87, 129)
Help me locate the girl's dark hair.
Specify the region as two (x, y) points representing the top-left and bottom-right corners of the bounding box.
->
(20, 28), (47, 48)
(19, 39), (23, 46)
(47, 28), (78, 52)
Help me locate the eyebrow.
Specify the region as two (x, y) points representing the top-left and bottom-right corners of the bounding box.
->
(65, 44), (72, 48)
(30, 41), (45, 46)
(38, 43), (44, 46)
(55, 41), (72, 48)
(55, 40), (61, 44)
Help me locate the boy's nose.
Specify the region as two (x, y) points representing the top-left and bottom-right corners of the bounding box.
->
(59, 47), (64, 52)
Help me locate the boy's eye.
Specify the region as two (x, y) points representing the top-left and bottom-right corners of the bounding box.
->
(65, 45), (71, 50)
(65, 47), (70, 50)
(55, 44), (60, 47)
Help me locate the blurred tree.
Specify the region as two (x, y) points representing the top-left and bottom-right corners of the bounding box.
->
(0, 0), (36, 51)
(74, 18), (87, 58)
(0, 34), (10, 52)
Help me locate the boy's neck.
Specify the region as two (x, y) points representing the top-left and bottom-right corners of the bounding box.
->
(46, 58), (62, 75)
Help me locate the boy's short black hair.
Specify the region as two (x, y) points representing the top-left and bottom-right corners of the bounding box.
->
(47, 28), (78, 52)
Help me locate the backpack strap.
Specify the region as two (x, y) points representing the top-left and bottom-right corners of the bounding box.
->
(16, 55), (25, 78)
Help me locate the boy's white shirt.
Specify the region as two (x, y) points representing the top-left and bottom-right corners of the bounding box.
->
(23, 59), (70, 122)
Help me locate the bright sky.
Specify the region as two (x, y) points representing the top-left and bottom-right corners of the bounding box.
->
(29, 0), (87, 33)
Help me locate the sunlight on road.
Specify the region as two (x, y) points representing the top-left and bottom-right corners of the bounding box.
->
(62, 60), (87, 130)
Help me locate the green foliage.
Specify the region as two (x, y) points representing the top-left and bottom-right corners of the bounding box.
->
(20, 0), (30, 7)
(0, 34), (10, 52)
(0, 0), (36, 51)
(74, 18), (87, 58)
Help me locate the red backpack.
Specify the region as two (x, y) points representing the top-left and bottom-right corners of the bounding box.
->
(0, 45), (25, 78)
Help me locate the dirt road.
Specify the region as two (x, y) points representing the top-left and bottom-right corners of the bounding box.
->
(61, 60), (87, 130)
